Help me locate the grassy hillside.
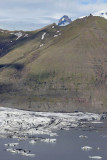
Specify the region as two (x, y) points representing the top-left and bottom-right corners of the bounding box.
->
(0, 15), (107, 113)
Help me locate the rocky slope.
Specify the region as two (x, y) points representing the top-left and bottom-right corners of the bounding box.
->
(0, 15), (107, 113)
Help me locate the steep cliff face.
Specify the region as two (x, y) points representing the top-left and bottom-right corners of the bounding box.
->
(0, 16), (107, 112)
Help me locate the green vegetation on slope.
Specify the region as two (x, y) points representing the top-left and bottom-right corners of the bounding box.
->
(0, 16), (107, 113)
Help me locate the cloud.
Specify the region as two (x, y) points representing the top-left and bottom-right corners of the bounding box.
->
(0, 0), (106, 30)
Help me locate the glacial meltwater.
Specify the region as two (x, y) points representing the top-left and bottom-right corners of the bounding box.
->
(0, 107), (107, 160)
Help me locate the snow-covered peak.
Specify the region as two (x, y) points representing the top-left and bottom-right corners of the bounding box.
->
(93, 10), (107, 19)
(58, 15), (72, 26)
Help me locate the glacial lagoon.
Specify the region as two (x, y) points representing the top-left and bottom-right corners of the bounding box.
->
(0, 107), (107, 160)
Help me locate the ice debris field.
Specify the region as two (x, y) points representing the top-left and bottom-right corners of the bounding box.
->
(0, 107), (103, 138)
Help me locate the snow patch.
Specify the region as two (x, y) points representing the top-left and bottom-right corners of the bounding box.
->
(41, 32), (46, 40)
(79, 16), (86, 19)
(14, 32), (23, 40)
(10, 32), (23, 40)
(59, 21), (70, 26)
(54, 35), (58, 38)
(24, 34), (28, 38)
(54, 33), (61, 37)
(62, 18), (65, 21)
(40, 44), (44, 47)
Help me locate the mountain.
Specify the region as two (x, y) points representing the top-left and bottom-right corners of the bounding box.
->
(58, 15), (72, 26)
(0, 15), (107, 113)
(93, 10), (107, 19)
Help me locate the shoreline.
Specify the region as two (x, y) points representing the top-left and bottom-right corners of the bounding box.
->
(0, 100), (106, 114)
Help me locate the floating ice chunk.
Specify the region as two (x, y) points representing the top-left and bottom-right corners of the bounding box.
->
(6, 148), (17, 153)
(29, 140), (37, 144)
(0, 135), (7, 138)
(21, 152), (35, 157)
(91, 121), (103, 124)
(63, 128), (70, 131)
(41, 138), (50, 143)
(41, 138), (56, 143)
(49, 139), (56, 143)
(88, 156), (102, 159)
(41, 32), (46, 40)
(29, 138), (56, 144)
(101, 135), (107, 138)
(6, 148), (35, 157)
(79, 135), (88, 139)
(81, 146), (92, 151)
(5, 143), (19, 147)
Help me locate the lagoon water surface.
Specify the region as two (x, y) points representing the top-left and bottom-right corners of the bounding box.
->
(0, 107), (107, 160)
(0, 122), (107, 160)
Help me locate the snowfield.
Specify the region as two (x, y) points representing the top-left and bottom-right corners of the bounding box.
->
(93, 10), (107, 19)
(0, 107), (102, 139)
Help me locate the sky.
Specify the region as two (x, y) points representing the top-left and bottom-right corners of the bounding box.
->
(0, 0), (107, 30)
